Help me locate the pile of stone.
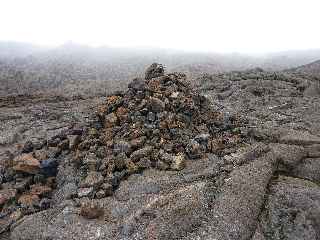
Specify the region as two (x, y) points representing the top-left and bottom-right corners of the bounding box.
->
(0, 64), (245, 227)
(0, 126), (90, 232)
(72, 63), (245, 200)
(0, 139), (64, 232)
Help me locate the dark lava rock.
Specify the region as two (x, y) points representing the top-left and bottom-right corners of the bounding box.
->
(80, 201), (104, 219)
(260, 176), (320, 240)
(128, 78), (146, 91)
(21, 141), (34, 153)
(68, 64), (245, 199)
(145, 63), (165, 80)
(40, 158), (59, 177)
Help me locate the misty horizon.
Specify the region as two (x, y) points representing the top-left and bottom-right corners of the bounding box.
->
(2, 40), (320, 57)
(1, 0), (320, 98)
(1, 0), (320, 54)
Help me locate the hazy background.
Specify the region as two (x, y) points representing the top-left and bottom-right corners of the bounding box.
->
(1, 0), (320, 53)
(1, 0), (320, 98)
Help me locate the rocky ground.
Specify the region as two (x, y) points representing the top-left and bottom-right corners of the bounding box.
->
(0, 64), (320, 240)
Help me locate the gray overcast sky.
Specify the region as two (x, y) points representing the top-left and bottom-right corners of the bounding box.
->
(1, 0), (319, 53)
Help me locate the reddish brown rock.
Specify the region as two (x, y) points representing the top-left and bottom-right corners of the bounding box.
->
(46, 177), (56, 188)
(116, 107), (129, 121)
(208, 139), (225, 153)
(96, 95), (123, 118)
(147, 77), (162, 92)
(97, 105), (108, 117)
(30, 184), (52, 197)
(106, 95), (122, 106)
(13, 154), (40, 174)
(95, 190), (106, 199)
(18, 194), (40, 207)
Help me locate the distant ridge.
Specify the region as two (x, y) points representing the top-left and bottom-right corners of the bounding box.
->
(289, 59), (320, 77)
(0, 41), (46, 59)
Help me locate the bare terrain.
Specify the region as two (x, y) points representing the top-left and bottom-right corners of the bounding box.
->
(1, 42), (320, 97)
(1, 45), (320, 240)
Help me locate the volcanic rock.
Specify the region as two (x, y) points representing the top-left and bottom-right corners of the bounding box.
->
(77, 187), (94, 198)
(280, 130), (320, 145)
(113, 141), (131, 155)
(145, 63), (165, 80)
(0, 209), (22, 234)
(306, 144), (320, 158)
(29, 184), (52, 197)
(0, 189), (17, 206)
(33, 149), (49, 161)
(104, 112), (118, 128)
(4, 62), (320, 239)
(40, 158), (58, 177)
(148, 97), (165, 112)
(13, 177), (32, 192)
(67, 64), (244, 199)
(80, 201), (104, 219)
(80, 171), (104, 188)
(13, 154), (40, 174)
(128, 78), (146, 91)
(101, 183), (113, 196)
(130, 146), (154, 162)
(18, 194), (40, 207)
(0, 64), (246, 238)
(67, 134), (81, 150)
(58, 139), (69, 150)
(170, 153), (186, 171)
(21, 141), (34, 153)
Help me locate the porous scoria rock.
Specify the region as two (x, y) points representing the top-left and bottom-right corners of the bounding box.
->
(145, 63), (165, 80)
(12, 154), (40, 174)
(66, 64), (245, 203)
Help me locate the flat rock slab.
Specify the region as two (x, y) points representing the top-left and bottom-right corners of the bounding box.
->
(185, 151), (277, 240)
(260, 176), (320, 240)
(292, 158), (320, 183)
(10, 202), (116, 240)
(270, 143), (307, 171)
(280, 130), (320, 146)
